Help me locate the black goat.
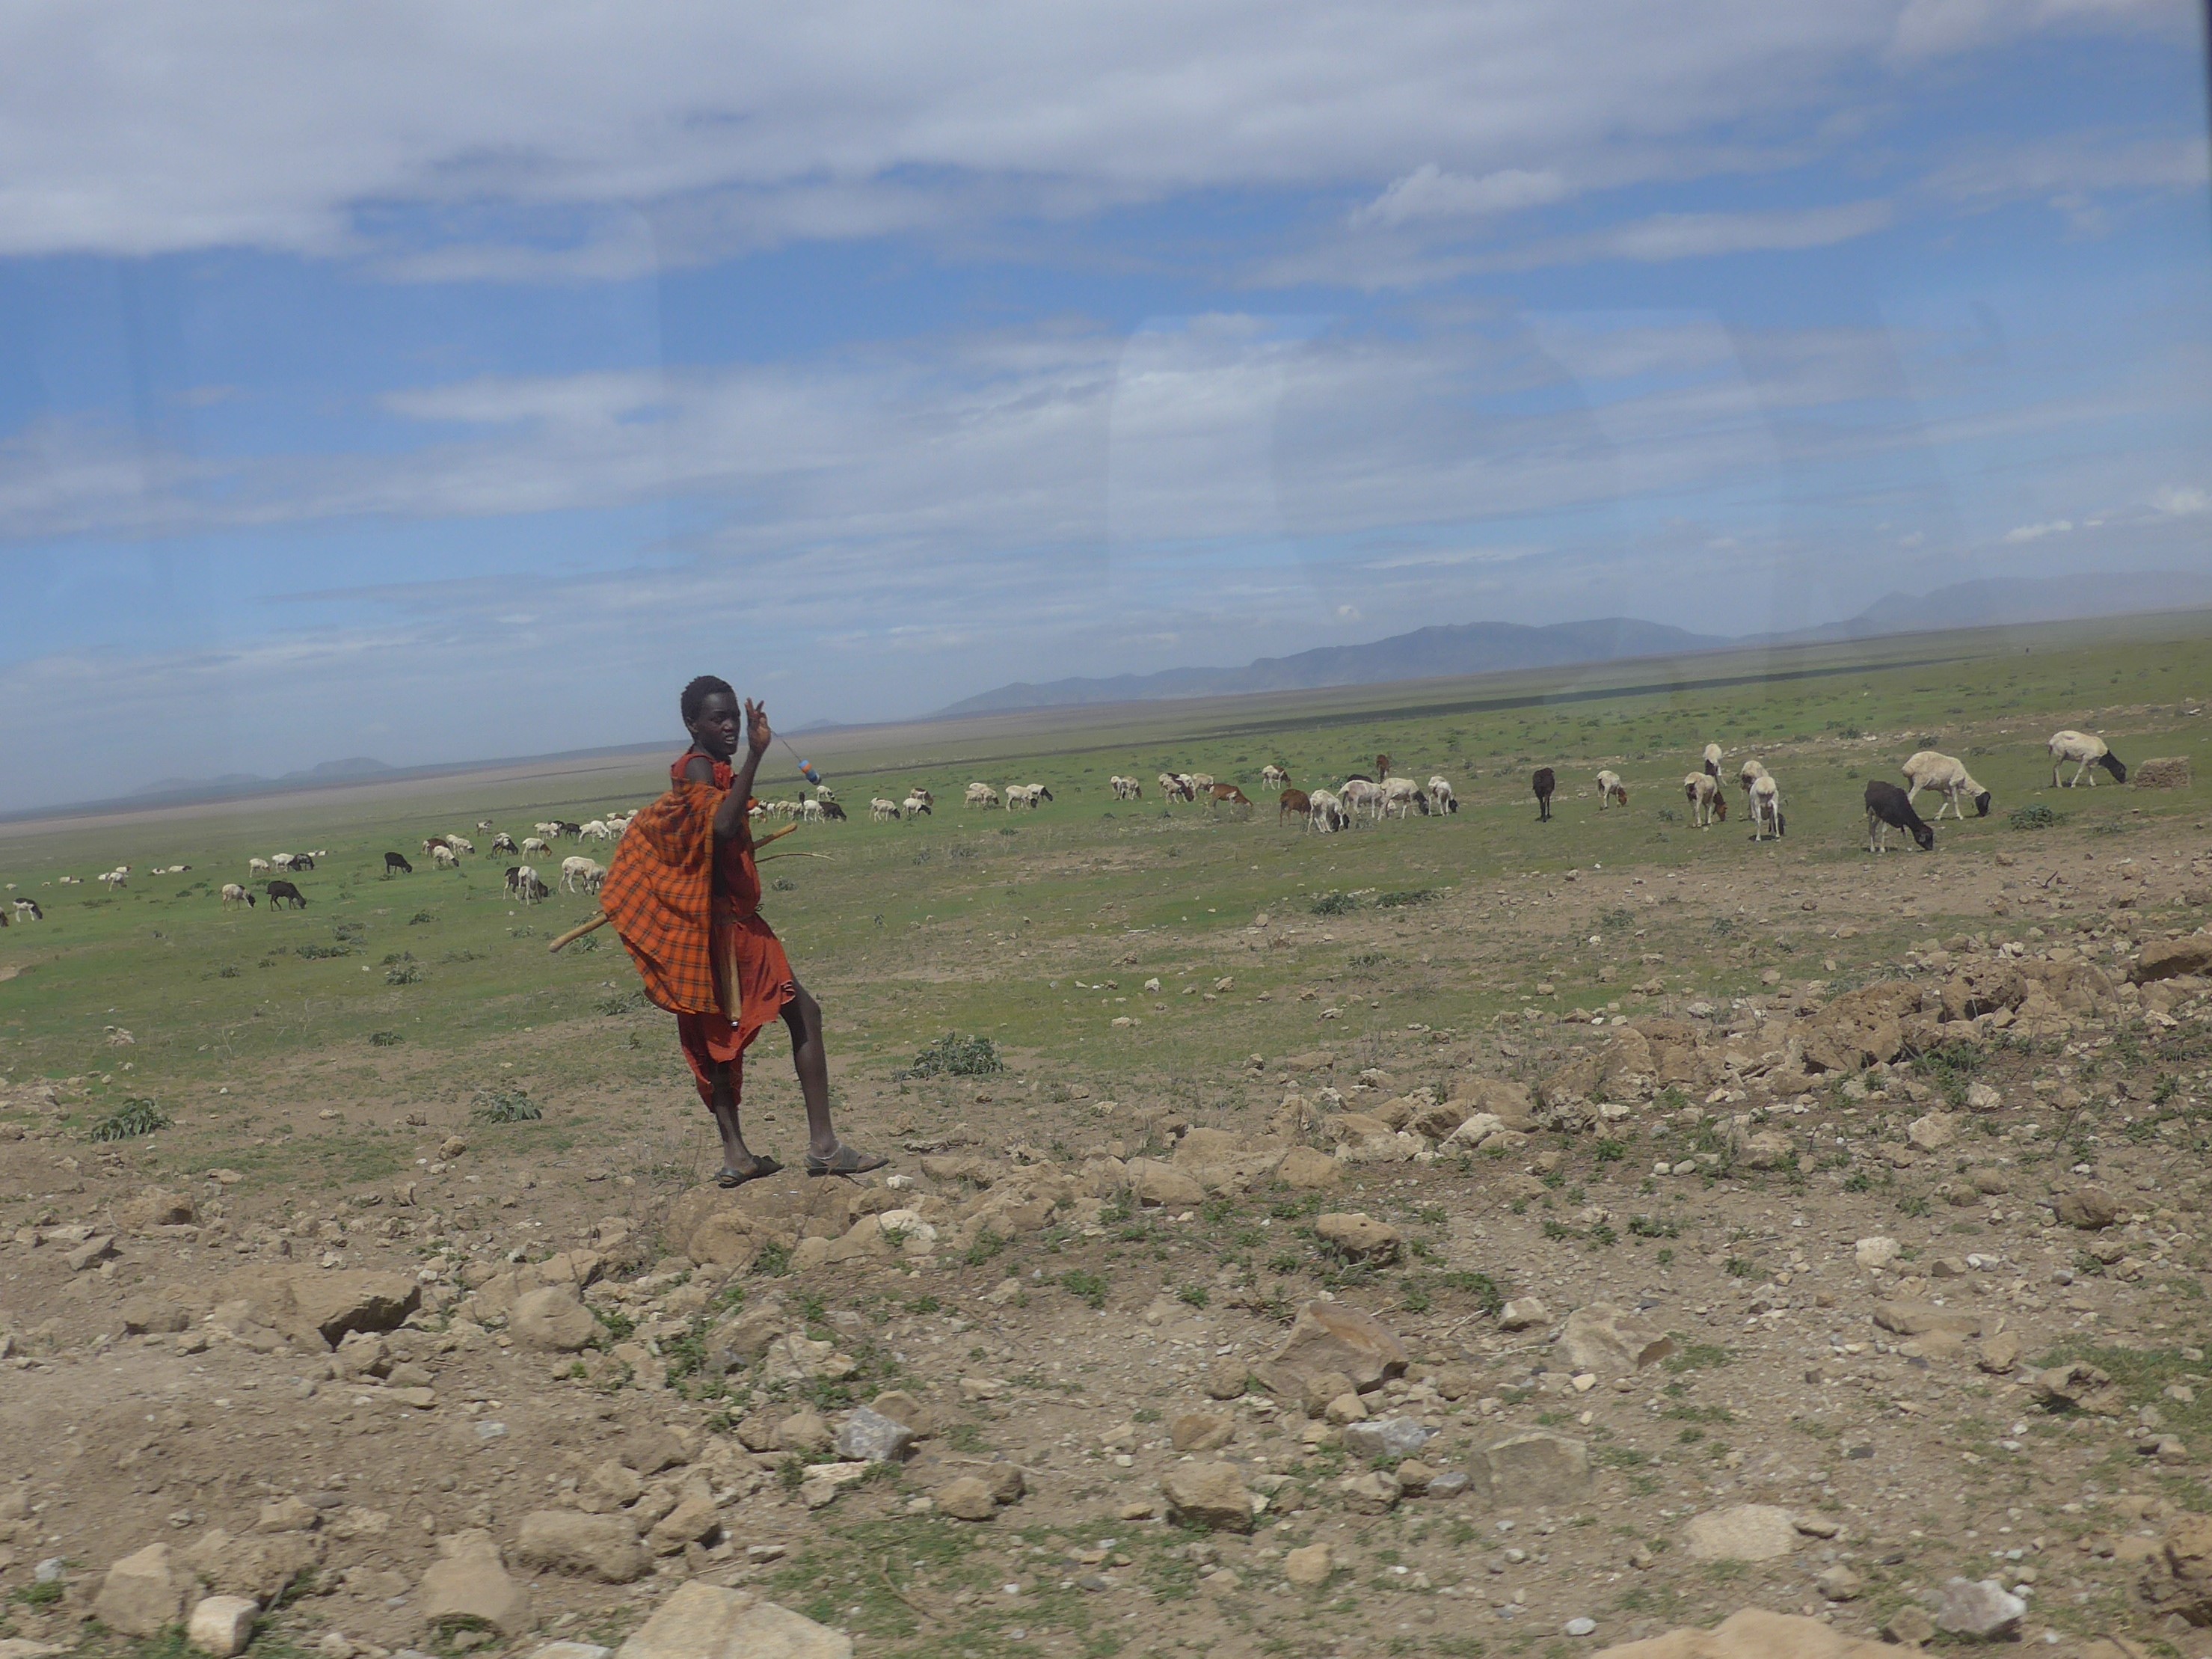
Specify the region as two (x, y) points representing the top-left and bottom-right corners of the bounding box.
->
(384, 852), (414, 875)
(1865, 779), (1935, 852)
(1532, 767), (1557, 822)
(265, 878), (310, 908)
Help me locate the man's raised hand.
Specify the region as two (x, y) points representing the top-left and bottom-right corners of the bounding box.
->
(746, 698), (771, 757)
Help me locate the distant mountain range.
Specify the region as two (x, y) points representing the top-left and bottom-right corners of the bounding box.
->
(933, 569), (2212, 717)
(132, 755), (398, 798)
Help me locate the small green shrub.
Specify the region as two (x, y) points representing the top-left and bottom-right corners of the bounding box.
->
(473, 1087), (543, 1124)
(369, 1031), (403, 1047)
(897, 1033), (1004, 1079)
(1309, 892), (1360, 916)
(385, 963), (423, 985)
(2010, 804), (2059, 830)
(87, 1098), (170, 1141)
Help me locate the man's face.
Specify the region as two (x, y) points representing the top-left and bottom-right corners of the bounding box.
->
(688, 690), (743, 759)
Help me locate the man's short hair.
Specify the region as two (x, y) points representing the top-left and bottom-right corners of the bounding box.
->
(681, 675), (735, 725)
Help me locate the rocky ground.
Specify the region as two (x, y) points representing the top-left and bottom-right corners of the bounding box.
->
(10, 824), (2212, 1659)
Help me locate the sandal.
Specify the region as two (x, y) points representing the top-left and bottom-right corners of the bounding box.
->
(805, 1142), (888, 1179)
(715, 1156), (783, 1189)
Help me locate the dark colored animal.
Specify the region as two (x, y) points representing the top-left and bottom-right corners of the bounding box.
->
(503, 865), (523, 895)
(1532, 767), (1556, 822)
(384, 852), (414, 874)
(555, 821), (584, 838)
(421, 836), (450, 854)
(289, 854), (314, 871)
(1279, 787), (1311, 824)
(13, 898), (43, 920)
(492, 832), (519, 853)
(1865, 779), (1935, 852)
(265, 879), (308, 908)
(820, 800), (847, 821)
(1375, 752), (1392, 779)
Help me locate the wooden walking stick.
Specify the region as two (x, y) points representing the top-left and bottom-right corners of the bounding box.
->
(547, 821), (803, 953)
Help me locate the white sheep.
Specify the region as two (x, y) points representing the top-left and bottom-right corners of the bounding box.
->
(1339, 778), (1386, 821)
(965, 782), (1000, 809)
(431, 845), (459, 869)
(1594, 770), (1628, 809)
(1381, 776), (1428, 818)
(1426, 776), (1457, 814)
(248, 857), (271, 877)
(869, 797), (900, 822)
(1306, 788), (1348, 832)
(521, 836), (552, 859)
(445, 835), (476, 856)
(221, 883), (254, 909)
(1261, 764), (1289, 791)
(1902, 750), (1991, 819)
(1683, 773), (1727, 828)
(900, 794), (932, 819)
(1737, 758), (1768, 794)
(2048, 730), (2127, 788)
(1702, 742), (1723, 778)
(1749, 773), (1784, 841)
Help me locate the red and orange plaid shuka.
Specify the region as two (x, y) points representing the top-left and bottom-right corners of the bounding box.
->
(598, 752), (797, 1105)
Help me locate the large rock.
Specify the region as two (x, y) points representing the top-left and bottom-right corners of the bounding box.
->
(513, 1512), (651, 1583)
(1591, 1608), (1894, 1658)
(616, 1580), (852, 1659)
(2030, 1361), (2127, 1416)
(1128, 1159), (1207, 1208)
(1797, 982), (1916, 1073)
(1450, 1077), (1539, 1130)
(1172, 1129), (1283, 1192)
(1941, 961), (2025, 1023)
(2134, 756), (2193, 790)
(185, 1595), (259, 1658)
(2136, 938), (2212, 983)
(2056, 1186), (2122, 1229)
(935, 1477), (998, 1521)
(1684, 1506), (1798, 1563)
(511, 1286), (600, 1352)
(1265, 1301), (1407, 1393)
(2141, 1515), (2212, 1625)
(1276, 1146), (1341, 1190)
(1929, 1577), (2024, 1640)
(214, 1266), (420, 1349)
(1313, 1213), (1402, 1264)
(417, 1530), (534, 1638)
(1466, 1432), (1590, 1507)
(1905, 1113), (1956, 1153)
(1162, 1462), (1255, 1533)
(1559, 1305), (1674, 1375)
(96, 1543), (187, 1637)
(119, 1295), (193, 1335)
(1341, 1418), (1436, 1460)
(834, 1407), (914, 1464)
(179, 1527), (323, 1605)
(119, 1187), (197, 1230)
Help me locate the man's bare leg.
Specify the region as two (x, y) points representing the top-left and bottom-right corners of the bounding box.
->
(706, 1061), (772, 1174)
(783, 985), (839, 1160)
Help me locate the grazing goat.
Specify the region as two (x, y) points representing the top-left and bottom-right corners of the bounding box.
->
(491, 832), (518, 853)
(1381, 776), (1428, 818)
(1307, 788), (1348, 832)
(1156, 773), (1189, 802)
(1595, 770), (1629, 809)
(271, 853), (297, 871)
(1374, 753), (1392, 779)
(248, 857), (271, 877)
(1427, 776), (1457, 814)
(476, 820), (494, 832)
(383, 852), (414, 875)
(901, 794), (932, 819)
(1206, 782), (1253, 810)
(799, 799), (825, 823)
(1339, 778), (1385, 821)
(534, 821), (562, 841)
(1110, 775), (1143, 801)
(289, 856), (314, 871)
(1902, 750), (1991, 820)
(580, 820), (611, 841)
(1749, 773), (1784, 841)
(1532, 767), (1556, 822)
(1261, 764), (1289, 791)
(1278, 787), (1311, 826)
(869, 797), (900, 823)
(221, 883), (254, 910)
(520, 837), (552, 859)
(13, 898), (43, 920)
(1865, 779), (1935, 851)
(559, 856), (600, 892)
(98, 868), (129, 889)
(2048, 729), (2127, 788)
(1702, 743), (1723, 778)
(265, 879), (307, 909)
(965, 782), (1001, 809)
(1737, 759), (1767, 794)
(431, 845), (459, 869)
(507, 865), (550, 904)
(1190, 773), (1215, 791)
(819, 800), (847, 821)
(1683, 773), (1727, 828)
(422, 836), (450, 855)
(445, 835), (475, 856)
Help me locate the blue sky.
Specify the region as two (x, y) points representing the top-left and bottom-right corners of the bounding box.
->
(0, 0), (2208, 810)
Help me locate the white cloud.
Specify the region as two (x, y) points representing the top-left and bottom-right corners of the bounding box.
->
(1357, 165), (1572, 226)
(2003, 518), (2074, 542)
(1888, 0), (2178, 59)
(1553, 200), (1897, 264)
(2153, 485), (2210, 516)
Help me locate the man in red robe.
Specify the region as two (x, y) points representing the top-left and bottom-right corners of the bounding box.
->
(599, 676), (885, 1184)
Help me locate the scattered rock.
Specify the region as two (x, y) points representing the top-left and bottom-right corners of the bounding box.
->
(120, 1295), (192, 1335)
(1906, 1113), (1957, 1153)
(185, 1595), (259, 1658)
(1816, 1565), (1861, 1601)
(1559, 1304), (1674, 1374)
(1882, 1605), (1937, 1646)
(1340, 1417), (1437, 1460)
(1339, 1470), (1401, 1513)
(2031, 1361), (2128, 1415)
(509, 1286), (599, 1352)
(1299, 1370), (1357, 1416)
(1170, 1411), (1235, 1453)
(513, 1512), (651, 1583)
(1313, 1212), (1402, 1263)
(1265, 1301), (1407, 1393)
(1466, 1432), (1590, 1506)
(96, 1543), (188, 1637)
(1976, 1332), (2021, 1374)
(2135, 938), (2212, 983)
(67, 1234), (117, 1272)
(613, 1580), (851, 1659)
(1276, 1146), (1341, 1190)
(2056, 1186), (2122, 1229)
(834, 1407), (915, 1464)
(1929, 1577), (2025, 1640)
(1162, 1462), (1256, 1533)
(1202, 1358), (1249, 1400)
(2141, 1515), (2212, 1626)
(1872, 1300), (1980, 1339)
(1683, 1505), (1798, 1563)
(1853, 1236), (1898, 1269)
(417, 1530), (534, 1638)
(936, 1477), (998, 1522)
(1591, 1608), (1895, 1657)
(1284, 1542), (1334, 1587)
(1498, 1296), (1550, 1331)
(2133, 756), (2193, 790)
(867, 1390), (935, 1438)
(1128, 1159), (1207, 1208)
(774, 1409), (833, 1454)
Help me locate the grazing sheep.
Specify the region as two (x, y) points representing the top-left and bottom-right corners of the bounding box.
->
(1865, 779), (1935, 851)
(1190, 773), (1215, 791)
(1594, 770), (1628, 809)
(289, 856), (314, 872)
(1278, 787), (1311, 825)
(1109, 775), (1143, 801)
(799, 798), (825, 824)
(1339, 778), (1385, 821)
(909, 788), (934, 809)
(820, 800), (847, 821)
(1749, 773), (1784, 841)
(520, 836), (552, 859)
(221, 883), (255, 910)
(98, 868), (129, 889)
(1307, 788), (1348, 832)
(901, 794), (933, 819)
(383, 852), (414, 875)
(265, 878), (308, 909)
(1427, 776), (1457, 814)
(506, 865), (549, 904)
(534, 821), (562, 840)
(559, 855), (598, 892)
(1532, 767), (1556, 822)
(1702, 743), (1723, 778)
(965, 782), (1001, 809)
(270, 853), (297, 871)
(13, 897), (43, 920)
(1901, 749), (1992, 820)
(869, 797), (900, 823)
(1683, 773), (1727, 828)
(1737, 758), (1768, 794)
(248, 857), (271, 877)
(491, 832), (519, 853)
(2048, 729), (2127, 788)
(445, 835), (475, 856)
(1261, 764), (1289, 791)
(422, 836), (450, 856)
(431, 845), (459, 869)
(579, 820), (611, 841)
(1381, 776), (1428, 818)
